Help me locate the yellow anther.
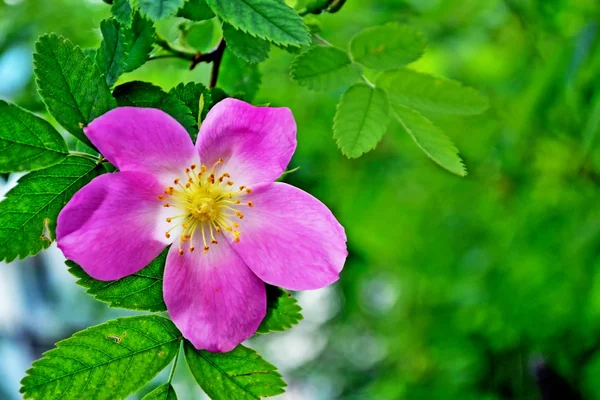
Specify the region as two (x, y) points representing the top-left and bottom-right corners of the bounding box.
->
(248, 201), (254, 207)
(227, 181), (234, 186)
(166, 217), (172, 223)
(190, 246), (195, 252)
(246, 188), (252, 194)
(165, 232), (171, 239)
(163, 203), (170, 208)
(174, 178), (180, 185)
(191, 164), (197, 170)
(178, 248), (184, 255)
(157, 195), (165, 200)
(203, 246), (210, 254)
(211, 240), (218, 244)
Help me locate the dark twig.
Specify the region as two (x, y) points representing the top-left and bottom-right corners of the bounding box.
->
(299, 0), (347, 16)
(208, 40), (226, 88)
(153, 35), (226, 73)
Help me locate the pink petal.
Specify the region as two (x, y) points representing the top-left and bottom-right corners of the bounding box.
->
(57, 172), (169, 281)
(231, 182), (347, 290)
(164, 240), (266, 352)
(196, 98), (296, 186)
(84, 107), (198, 185)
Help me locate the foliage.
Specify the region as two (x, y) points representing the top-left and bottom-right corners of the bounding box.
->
(0, 0), (504, 399)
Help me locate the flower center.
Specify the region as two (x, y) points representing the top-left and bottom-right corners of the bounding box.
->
(158, 159), (253, 255)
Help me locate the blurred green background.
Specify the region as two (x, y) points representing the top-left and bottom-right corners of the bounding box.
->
(1, 0), (600, 399)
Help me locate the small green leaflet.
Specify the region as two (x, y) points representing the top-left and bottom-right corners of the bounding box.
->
(223, 23), (271, 64)
(0, 100), (68, 173)
(138, 0), (185, 20)
(97, 13), (156, 87)
(205, 0), (310, 47)
(218, 49), (262, 102)
(143, 383), (178, 400)
(177, 0), (215, 21)
(0, 157), (103, 263)
(257, 286), (303, 334)
(350, 24), (426, 71)
(20, 316), (181, 400)
(113, 81), (198, 138)
(169, 82), (213, 125)
(34, 34), (116, 147)
(184, 342), (286, 400)
(393, 105), (467, 176)
(377, 68), (489, 115)
(111, 0), (133, 26)
(67, 247), (168, 312)
(334, 83), (390, 158)
(290, 46), (362, 92)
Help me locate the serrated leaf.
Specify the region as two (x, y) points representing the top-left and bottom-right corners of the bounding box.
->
(177, 0), (215, 21)
(97, 14), (155, 87)
(67, 248), (168, 312)
(290, 46), (362, 92)
(377, 68), (489, 115)
(184, 342), (286, 400)
(205, 0), (310, 47)
(350, 24), (426, 71)
(0, 157), (103, 263)
(217, 49), (262, 102)
(257, 286), (303, 334)
(97, 19), (129, 87)
(111, 0), (133, 26)
(34, 34), (116, 147)
(393, 104), (466, 176)
(169, 82), (212, 124)
(223, 23), (270, 64)
(20, 316), (181, 400)
(113, 81), (198, 139)
(143, 383), (178, 400)
(139, 0), (185, 20)
(0, 100), (68, 173)
(334, 83), (390, 158)
(123, 12), (156, 72)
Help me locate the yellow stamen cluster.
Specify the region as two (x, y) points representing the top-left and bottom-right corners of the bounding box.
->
(160, 159), (253, 255)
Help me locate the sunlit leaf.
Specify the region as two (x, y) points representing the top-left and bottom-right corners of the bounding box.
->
(290, 45), (362, 92)
(377, 68), (489, 115)
(223, 23), (270, 64)
(350, 24), (426, 70)
(0, 100), (68, 173)
(66, 248), (168, 312)
(20, 316), (181, 400)
(34, 34), (116, 147)
(392, 104), (466, 176)
(334, 83), (390, 158)
(185, 342), (286, 399)
(0, 157), (103, 262)
(205, 0), (310, 47)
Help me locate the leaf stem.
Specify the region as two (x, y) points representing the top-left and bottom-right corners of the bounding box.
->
(153, 34), (227, 73)
(168, 346), (180, 385)
(69, 151), (100, 162)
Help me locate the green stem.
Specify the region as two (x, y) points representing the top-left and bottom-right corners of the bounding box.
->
(168, 348), (180, 385)
(155, 34), (197, 61)
(69, 151), (100, 163)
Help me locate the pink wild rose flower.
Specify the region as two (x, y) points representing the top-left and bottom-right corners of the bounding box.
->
(56, 99), (347, 352)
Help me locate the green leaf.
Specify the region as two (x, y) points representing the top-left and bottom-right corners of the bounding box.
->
(169, 82), (212, 124)
(217, 49), (262, 102)
(392, 104), (466, 176)
(0, 100), (68, 173)
(205, 0), (310, 47)
(20, 316), (181, 400)
(111, 0), (133, 26)
(257, 286), (303, 334)
(290, 46), (362, 92)
(138, 0), (185, 20)
(377, 68), (490, 115)
(113, 81), (198, 139)
(184, 342), (286, 400)
(350, 24), (426, 71)
(333, 83), (390, 158)
(123, 12), (156, 72)
(182, 19), (221, 53)
(143, 383), (178, 400)
(177, 0), (215, 21)
(97, 14), (155, 87)
(0, 156), (103, 263)
(34, 34), (116, 147)
(66, 248), (168, 312)
(97, 19), (129, 87)
(223, 23), (271, 64)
